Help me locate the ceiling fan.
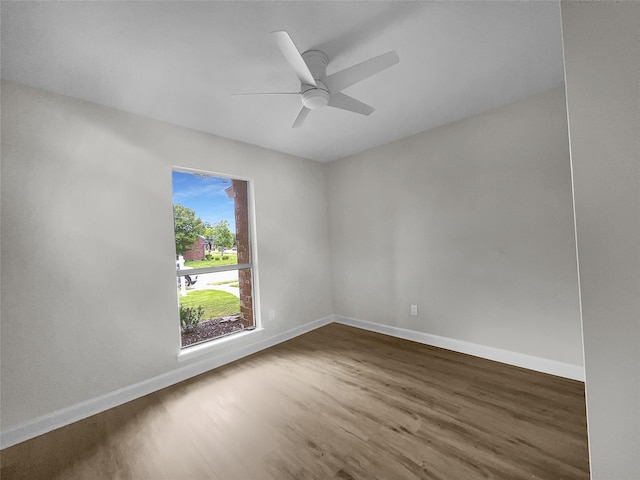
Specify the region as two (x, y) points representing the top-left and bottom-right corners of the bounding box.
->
(234, 31), (399, 128)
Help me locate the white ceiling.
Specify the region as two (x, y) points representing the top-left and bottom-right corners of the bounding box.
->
(1, 1), (565, 162)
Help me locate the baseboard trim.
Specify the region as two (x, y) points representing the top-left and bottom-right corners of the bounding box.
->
(1, 314), (584, 449)
(335, 315), (585, 382)
(0, 314), (335, 450)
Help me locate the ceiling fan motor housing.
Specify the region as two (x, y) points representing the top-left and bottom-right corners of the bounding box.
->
(302, 50), (328, 80)
(301, 50), (330, 109)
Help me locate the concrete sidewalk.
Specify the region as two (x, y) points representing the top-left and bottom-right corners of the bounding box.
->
(179, 270), (240, 298)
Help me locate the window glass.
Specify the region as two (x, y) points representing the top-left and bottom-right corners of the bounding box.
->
(172, 170), (254, 348)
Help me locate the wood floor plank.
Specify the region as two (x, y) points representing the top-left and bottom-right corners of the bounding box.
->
(1, 323), (590, 479)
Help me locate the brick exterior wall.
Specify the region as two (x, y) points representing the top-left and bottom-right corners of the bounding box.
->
(230, 180), (254, 328)
(182, 236), (206, 262)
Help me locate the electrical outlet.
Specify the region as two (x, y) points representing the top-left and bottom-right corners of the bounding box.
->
(410, 304), (418, 316)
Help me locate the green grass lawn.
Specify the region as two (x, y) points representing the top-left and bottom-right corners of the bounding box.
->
(178, 289), (240, 320)
(185, 254), (238, 268)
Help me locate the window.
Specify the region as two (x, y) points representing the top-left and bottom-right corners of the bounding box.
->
(172, 169), (254, 348)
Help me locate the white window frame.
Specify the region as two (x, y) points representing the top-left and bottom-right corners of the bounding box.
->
(173, 167), (260, 358)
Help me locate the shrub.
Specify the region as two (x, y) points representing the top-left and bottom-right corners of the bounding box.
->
(205, 253), (214, 260)
(180, 304), (204, 333)
(221, 255), (229, 260)
(215, 256), (221, 261)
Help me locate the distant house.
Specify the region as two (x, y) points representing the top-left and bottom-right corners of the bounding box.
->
(182, 235), (206, 262)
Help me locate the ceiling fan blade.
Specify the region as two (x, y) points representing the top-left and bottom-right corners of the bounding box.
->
(292, 106), (311, 128)
(327, 92), (374, 116)
(324, 51), (399, 93)
(272, 31), (317, 87)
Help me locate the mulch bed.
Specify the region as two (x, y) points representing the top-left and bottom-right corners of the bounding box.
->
(181, 315), (244, 348)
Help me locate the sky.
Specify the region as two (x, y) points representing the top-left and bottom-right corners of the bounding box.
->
(172, 170), (236, 231)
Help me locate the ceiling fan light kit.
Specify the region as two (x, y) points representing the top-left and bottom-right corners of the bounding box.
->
(301, 82), (329, 110)
(234, 30), (399, 128)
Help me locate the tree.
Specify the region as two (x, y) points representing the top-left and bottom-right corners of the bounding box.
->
(210, 220), (234, 255)
(173, 204), (204, 255)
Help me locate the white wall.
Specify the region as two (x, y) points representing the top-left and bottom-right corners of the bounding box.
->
(562, 2), (640, 478)
(328, 87), (584, 367)
(0, 81), (333, 434)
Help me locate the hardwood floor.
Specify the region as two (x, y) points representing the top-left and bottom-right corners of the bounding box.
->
(1, 323), (590, 479)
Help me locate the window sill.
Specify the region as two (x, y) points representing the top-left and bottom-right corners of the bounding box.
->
(177, 327), (264, 363)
